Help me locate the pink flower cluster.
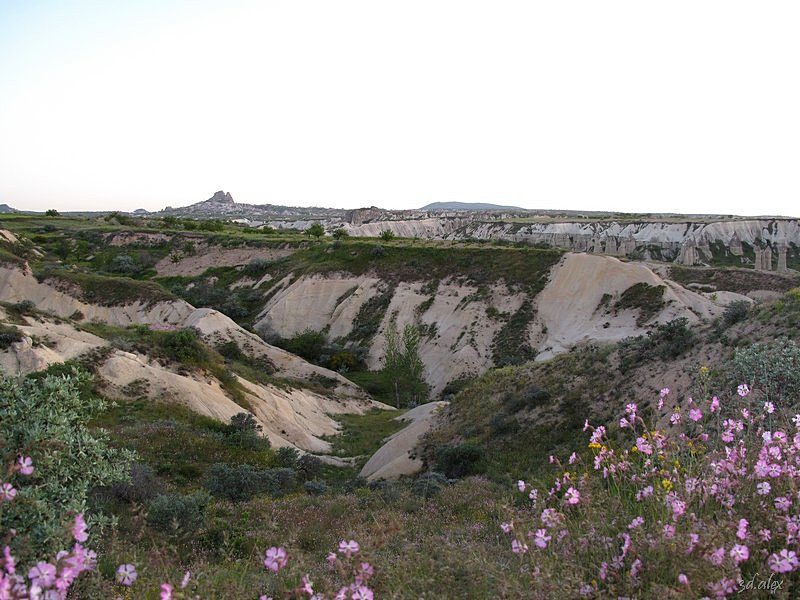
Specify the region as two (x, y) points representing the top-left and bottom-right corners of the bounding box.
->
(504, 382), (800, 598)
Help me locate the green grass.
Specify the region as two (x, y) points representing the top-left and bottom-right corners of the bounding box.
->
(75, 477), (516, 599)
(287, 240), (563, 291)
(669, 265), (799, 293)
(92, 398), (274, 491)
(421, 344), (620, 484)
(343, 370), (396, 404)
(325, 408), (406, 459)
(614, 282), (666, 326)
(34, 268), (177, 306)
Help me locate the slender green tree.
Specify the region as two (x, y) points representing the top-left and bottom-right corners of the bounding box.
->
(383, 320), (428, 407)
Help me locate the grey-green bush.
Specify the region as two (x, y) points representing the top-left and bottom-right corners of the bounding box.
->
(0, 369), (134, 561)
(729, 338), (800, 409)
(147, 492), (208, 535)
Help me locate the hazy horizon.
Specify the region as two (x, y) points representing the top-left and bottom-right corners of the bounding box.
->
(1, 1), (798, 217)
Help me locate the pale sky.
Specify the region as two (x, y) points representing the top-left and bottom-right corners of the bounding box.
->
(0, 1), (798, 216)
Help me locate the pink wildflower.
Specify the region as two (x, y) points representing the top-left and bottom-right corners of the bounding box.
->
(757, 482), (772, 495)
(517, 480), (526, 493)
(263, 547), (288, 572)
(730, 544), (749, 564)
(72, 513), (88, 543)
(589, 426), (606, 445)
(160, 583), (173, 600)
(326, 552), (337, 565)
(708, 547), (725, 566)
(686, 533), (699, 554)
(16, 456), (33, 476)
(765, 401), (775, 414)
(768, 549), (799, 573)
(671, 498), (687, 521)
(28, 562), (56, 588)
(775, 496), (792, 512)
(738, 384), (750, 397)
(678, 573), (689, 586)
(736, 518), (748, 540)
(351, 586), (374, 600)
(689, 408), (702, 422)
(500, 522), (513, 534)
(636, 485), (653, 501)
(116, 564), (137, 586)
(564, 487), (580, 505)
(663, 524), (675, 538)
(358, 562), (374, 580)
(0, 483), (16, 503)
(635, 437), (653, 455)
(3, 545), (16, 574)
(511, 539), (528, 555)
(630, 558), (642, 579)
(670, 412), (681, 426)
(338, 540), (360, 558)
(710, 396), (719, 413)
(533, 529), (551, 549)
(180, 571), (191, 589)
(301, 574), (314, 595)
(628, 517), (644, 530)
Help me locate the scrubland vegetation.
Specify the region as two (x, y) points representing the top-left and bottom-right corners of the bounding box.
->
(2, 215), (800, 598)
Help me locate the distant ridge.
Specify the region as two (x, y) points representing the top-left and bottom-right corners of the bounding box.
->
(421, 202), (526, 211)
(0, 204), (18, 213)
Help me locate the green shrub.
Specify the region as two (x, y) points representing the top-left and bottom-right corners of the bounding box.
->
(107, 463), (162, 504)
(158, 328), (209, 365)
(492, 300), (537, 367)
(205, 463), (269, 502)
(282, 329), (326, 363)
(242, 259), (273, 277)
(411, 472), (449, 497)
(434, 444), (483, 479)
(147, 492), (208, 535)
(304, 480), (328, 496)
(225, 412), (269, 450)
(503, 384), (550, 413)
(108, 254), (136, 274)
(729, 338), (800, 408)
(0, 369), (134, 561)
(722, 299), (750, 327)
(0, 323), (23, 349)
(262, 467), (297, 497)
(10, 299), (36, 315)
(614, 282), (666, 326)
(296, 454), (322, 481)
(275, 447), (299, 469)
(618, 317), (695, 371)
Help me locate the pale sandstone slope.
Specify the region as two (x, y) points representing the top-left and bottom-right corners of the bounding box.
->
(0, 266), (195, 325)
(535, 254), (739, 358)
(359, 402), (448, 480)
(0, 265), (382, 452)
